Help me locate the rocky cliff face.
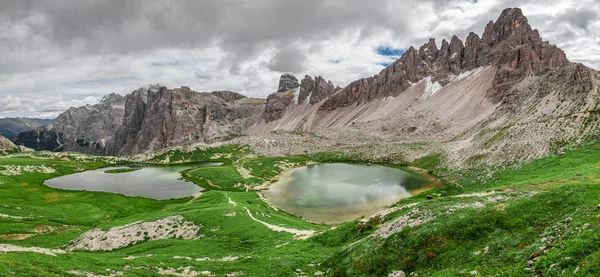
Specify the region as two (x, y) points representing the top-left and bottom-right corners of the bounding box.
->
(263, 74), (339, 122)
(320, 7), (567, 111)
(113, 86), (262, 155)
(298, 75), (340, 104)
(13, 86), (263, 156)
(263, 90), (295, 122)
(13, 93), (126, 154)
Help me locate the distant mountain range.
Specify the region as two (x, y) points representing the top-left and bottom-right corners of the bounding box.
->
(11, 8), (600, 166)
(0, 118), (53, 139)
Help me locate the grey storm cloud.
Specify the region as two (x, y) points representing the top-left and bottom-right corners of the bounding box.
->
(555, 8), (599, 30)
(0, 0), (599, 118)
(267, 46), (307, 74)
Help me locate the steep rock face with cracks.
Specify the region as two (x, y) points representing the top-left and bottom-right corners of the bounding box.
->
(263, 74), (339, 122)
(13, 93), (126, 155)
(13, 86), (264, 156)
(298, 75), (340, 105)
(113, 86), (262, 155)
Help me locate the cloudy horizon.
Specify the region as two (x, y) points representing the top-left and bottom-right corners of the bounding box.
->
(1, 0), (599, 118)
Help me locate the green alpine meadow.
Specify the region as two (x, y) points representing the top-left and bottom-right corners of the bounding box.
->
(2, 2), (600, 277)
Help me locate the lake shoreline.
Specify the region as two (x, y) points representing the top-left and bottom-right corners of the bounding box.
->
(43, 164), (212, 200)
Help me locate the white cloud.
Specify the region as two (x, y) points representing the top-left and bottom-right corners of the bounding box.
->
(0, 0), (598, 118)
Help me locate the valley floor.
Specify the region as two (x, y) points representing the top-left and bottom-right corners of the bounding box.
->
(1, 142), (600, 276)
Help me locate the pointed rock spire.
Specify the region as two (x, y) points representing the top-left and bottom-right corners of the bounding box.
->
(277, 73), (300, 92)
(449, 35), (465, 74)
(419, 38), (439, 65)
(463, 32), (490, 71)
(298, 75), (338, 104)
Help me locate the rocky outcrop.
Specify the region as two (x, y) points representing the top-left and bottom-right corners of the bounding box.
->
(298, 75), (339, 104)
(277, 73), (300, 92)
(14, 86), (263, 156)
(320, 7), (567, 111)
(483, 8), (568, 103)
(263, 90), (295, 122)
(462, 32), (491, 71)
(263, 74), (339, 122)
(448, 36), (465, 75)
(211, 91), (247, 102)
(0, 136), (17, 151)
(112, 86), (262, 155)
(11, 129), (63, 152)
(13, 93), (126, 154)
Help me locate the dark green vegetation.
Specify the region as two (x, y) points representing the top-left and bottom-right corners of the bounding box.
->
(1, 142), (600, 276)
(104, 167), (141, 174)
(0, 153), (334, 276)
(327, 142), (600, 276)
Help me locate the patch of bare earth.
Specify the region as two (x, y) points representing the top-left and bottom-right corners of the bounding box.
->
(173, 255), (241, 262)
(236, 166), (253, 179)
(0, 234), (35, 241)
(0, 243), (66, 256)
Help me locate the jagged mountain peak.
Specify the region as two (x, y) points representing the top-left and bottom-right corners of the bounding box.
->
(319, 7), (569, 110)
(483, 7), (531, 46)
(10, 7), (593, 164)
(100, 92), (123, 103)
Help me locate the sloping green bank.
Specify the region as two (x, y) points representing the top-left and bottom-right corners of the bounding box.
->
(2, 142), (600, 276)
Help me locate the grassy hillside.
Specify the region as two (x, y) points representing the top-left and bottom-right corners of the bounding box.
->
(1, 142), (600, 276)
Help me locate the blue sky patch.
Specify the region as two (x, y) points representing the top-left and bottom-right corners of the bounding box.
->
(376, 46), (406, 57)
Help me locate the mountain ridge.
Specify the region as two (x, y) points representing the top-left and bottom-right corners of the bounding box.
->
(12, 8), (600, 168)
(0, 118), (53, 139)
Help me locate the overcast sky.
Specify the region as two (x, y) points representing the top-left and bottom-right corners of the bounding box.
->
(1, 0), (599, 118)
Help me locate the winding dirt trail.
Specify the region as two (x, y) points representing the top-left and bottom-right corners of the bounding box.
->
(185, 191), (204, 205)
(242, 207), (315, 240)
